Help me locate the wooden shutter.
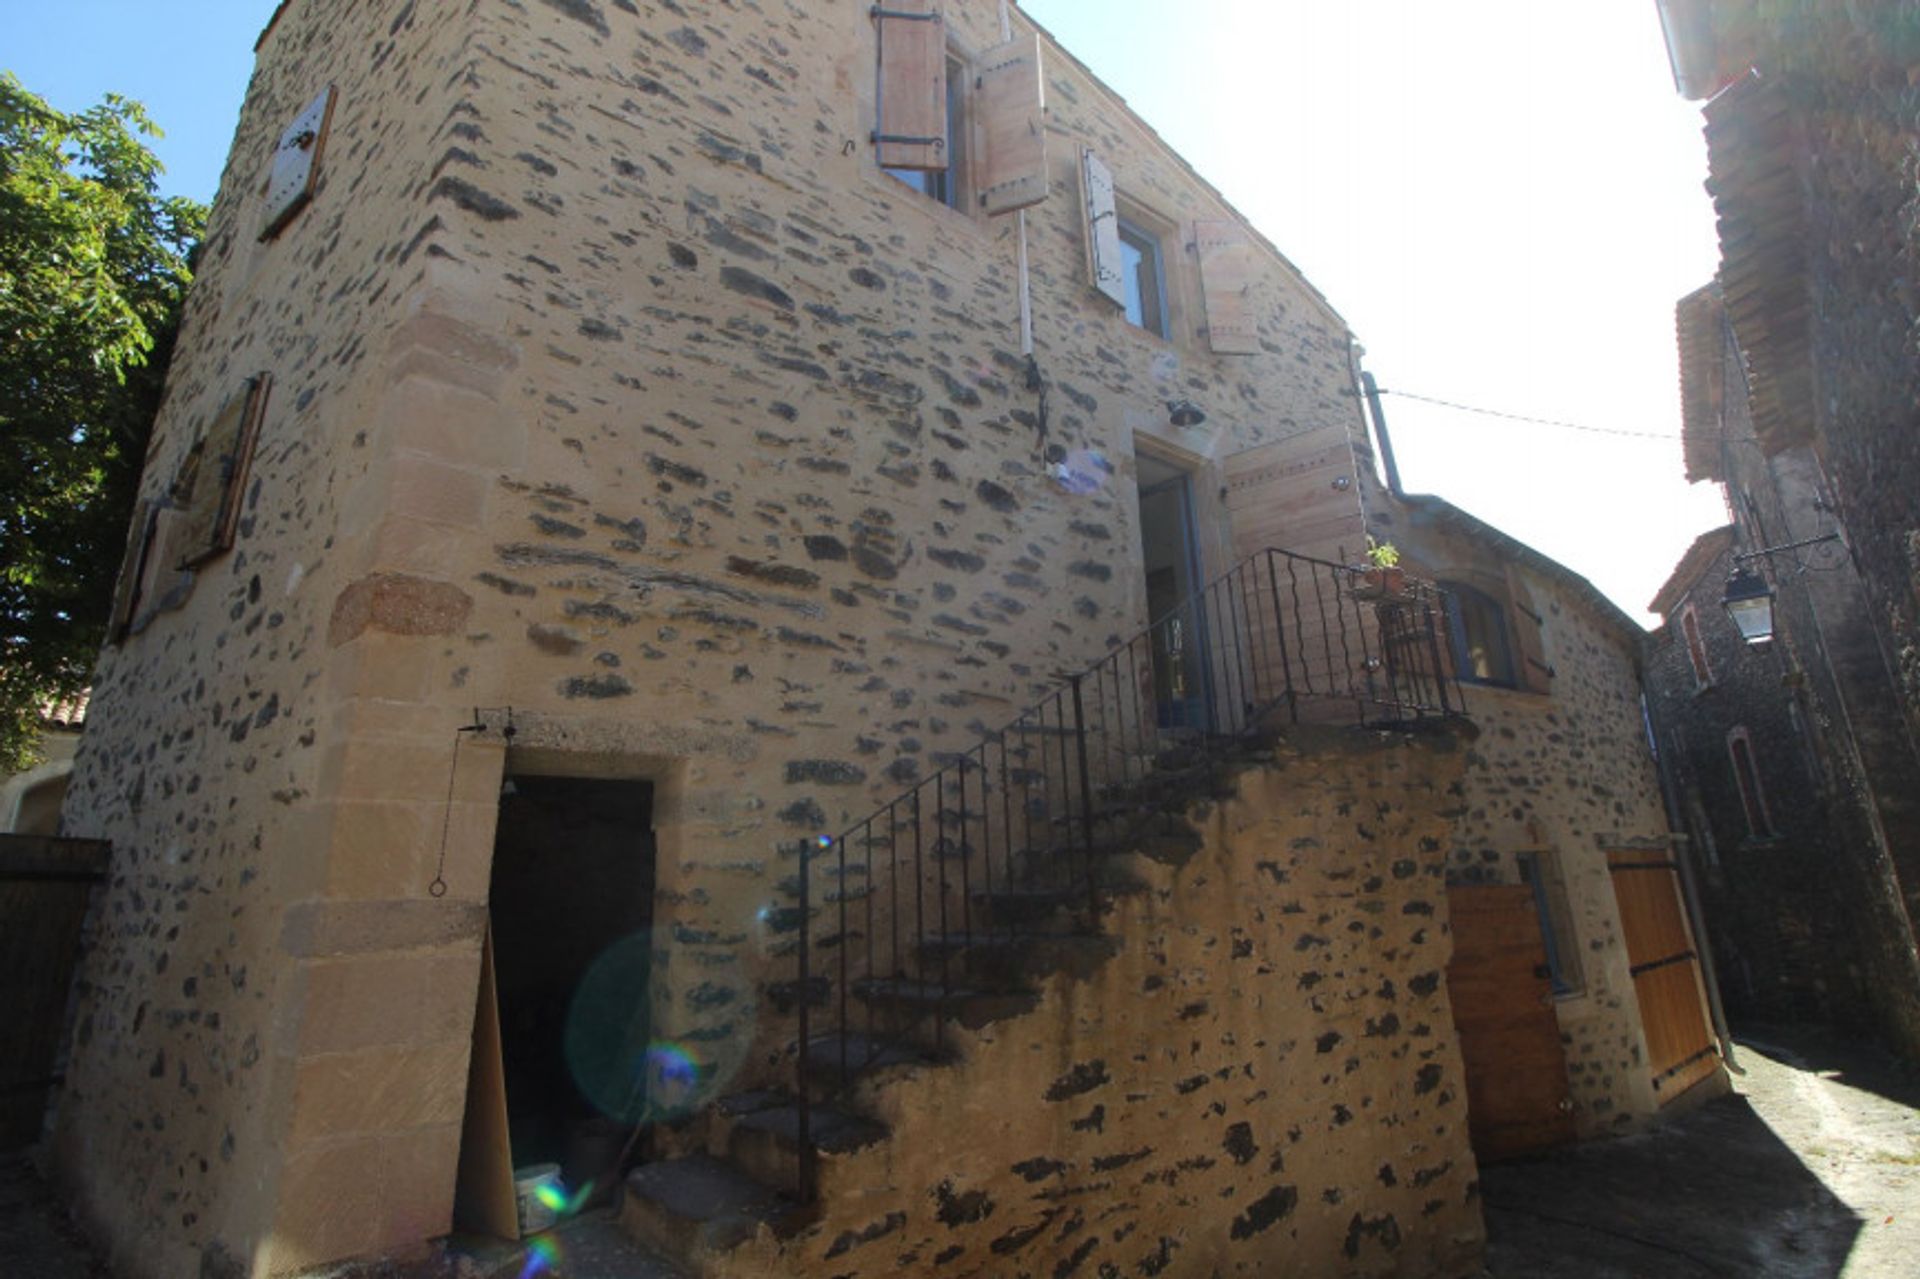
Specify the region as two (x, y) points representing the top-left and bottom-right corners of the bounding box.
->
(974, 34), (1048, 214)
(260, 86), (337, 241)
(1081, 150), (1126, 307)
(873, 2), (948, 171)
(176, 376), (271, 569)
(1507, 567), (1554, 694)
(1193, 220), (1259, 354)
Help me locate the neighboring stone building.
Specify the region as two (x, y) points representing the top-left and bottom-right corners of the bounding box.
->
(1643, 283), (1920, 1058)
(42, 3), (1714, 1276)
(1657, 0), (1920, 743)
(1646, 525), (1873, 1027)
(1654, 0), (1920, 1052)
(0, 698), (85, 836)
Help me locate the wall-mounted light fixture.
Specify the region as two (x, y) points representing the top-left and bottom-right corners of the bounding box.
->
(1719, 533), (1843, 649)
(1167, 399), (1206, 428)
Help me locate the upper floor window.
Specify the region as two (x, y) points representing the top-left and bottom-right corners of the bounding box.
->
(1443, 582), (1518, 688)
(1726, 727), (1776, 839)
(1681, 604), (1713, 688)
(882, 53), (967, 210)
(1116, 217), (1169, 338)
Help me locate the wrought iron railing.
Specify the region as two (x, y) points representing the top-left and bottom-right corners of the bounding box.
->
(786, 547), (1458, 1200)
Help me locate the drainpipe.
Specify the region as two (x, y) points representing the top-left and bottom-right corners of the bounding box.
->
(1360, 370), (1406, 499)
(1001, 0), (1034, 358)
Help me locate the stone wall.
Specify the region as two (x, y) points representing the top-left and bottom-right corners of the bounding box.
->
(1778, 3), (1920, 752)
(706, 727), (1483, 1279)
(49, 3), (508, 1275)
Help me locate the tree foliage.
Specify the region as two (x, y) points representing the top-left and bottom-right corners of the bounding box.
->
(0, 74), (206, 771)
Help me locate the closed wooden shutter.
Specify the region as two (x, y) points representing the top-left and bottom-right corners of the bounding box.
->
(1193, 220), (1259, 354)
(974, 34), (1048, 214)
(1506, 567), (1553, 694)
(1081, 150), (1126, 307)
(873, 2), (948, 171)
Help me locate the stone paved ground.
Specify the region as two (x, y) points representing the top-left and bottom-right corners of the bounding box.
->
(1483, 1026), (1920, 1278)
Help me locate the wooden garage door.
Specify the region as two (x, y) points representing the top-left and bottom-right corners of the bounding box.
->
(1445, 883), (1576, 1162)
(1607, 851), (1719, 1101)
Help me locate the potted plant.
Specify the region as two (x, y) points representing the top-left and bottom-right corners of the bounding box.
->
(1356, 536), (1407, 599)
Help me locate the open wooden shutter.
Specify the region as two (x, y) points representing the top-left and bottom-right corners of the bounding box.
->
(974, 34), (1048, 214)
(1193, 220), (1259, 354)
(1506, 567), (1554, 694)
(873, 2), (948, 171)
(1081, 150), (1126, 307)
(260, 85), (337, 241)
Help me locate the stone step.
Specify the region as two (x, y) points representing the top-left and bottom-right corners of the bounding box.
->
(852, 977), (1039, 1028)
(722, 1096), (887, 1191)
(969, 885), (1076, 927)
(915, 931), (1118, 987)
(799, 1031), (941, 1097)
(620, 1154), (807, 1270)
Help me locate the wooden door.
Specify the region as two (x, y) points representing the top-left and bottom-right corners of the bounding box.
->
(1, 835), (109, 1148)
(1607, 851), (1720, 1101)
(1445, 883), (1576, 1162)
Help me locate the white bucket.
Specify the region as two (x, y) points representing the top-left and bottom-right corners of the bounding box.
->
(514, 1162), (563, 1236)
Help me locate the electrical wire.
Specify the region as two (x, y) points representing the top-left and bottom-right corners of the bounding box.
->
(1374, 387), (1759, 444)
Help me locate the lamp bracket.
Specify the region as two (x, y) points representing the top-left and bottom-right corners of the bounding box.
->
(1734, 532), (1841, 563)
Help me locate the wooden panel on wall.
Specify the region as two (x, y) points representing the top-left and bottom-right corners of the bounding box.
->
(1606, 851), (1719, 1102)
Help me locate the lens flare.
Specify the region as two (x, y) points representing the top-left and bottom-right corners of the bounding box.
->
(532, 1178), (595, 1216)
(517, 1234), (563, 1279)
(564, 931), (751, 1123)
(1051, 448), (1110, 495)
(645, 1039), (703, 1115)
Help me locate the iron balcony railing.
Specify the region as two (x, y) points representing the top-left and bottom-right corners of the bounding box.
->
(786, 546), (1459, 1200)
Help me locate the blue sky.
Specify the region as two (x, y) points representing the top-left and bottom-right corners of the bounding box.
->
(6, 0), (1727, 622)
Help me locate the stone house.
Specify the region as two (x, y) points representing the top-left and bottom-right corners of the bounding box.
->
(1365, 494), (1724, 1136)
(1643, 283), (1920, 1058)
(41, 2), (1717, 1276)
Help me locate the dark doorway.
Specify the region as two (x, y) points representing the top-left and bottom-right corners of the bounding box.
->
(486, 775), (655, 1182)
(1135, 453), (1211, 728)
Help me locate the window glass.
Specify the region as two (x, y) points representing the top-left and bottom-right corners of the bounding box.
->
(1443, 583), (1517, 687)
(1117, 219), (1167, 337)
(1728, 729), (1775, 839)
(1517, 852), (1582, 996)
(1682, 606), (1712, 687)
(883, 55), (966, 210)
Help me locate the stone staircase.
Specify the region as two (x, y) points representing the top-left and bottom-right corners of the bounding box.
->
(618, 739), (1244, 1274)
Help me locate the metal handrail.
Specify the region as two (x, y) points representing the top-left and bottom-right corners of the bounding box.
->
(788, 546), (1459, 1200)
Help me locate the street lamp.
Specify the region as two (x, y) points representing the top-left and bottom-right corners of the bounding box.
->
(1720, 564), (1775, 647)
(1719, 532), (1844, 649)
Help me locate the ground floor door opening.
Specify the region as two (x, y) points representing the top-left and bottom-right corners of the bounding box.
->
(1135, 452), (1211, 730)
(456, 774), (656, 1236)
